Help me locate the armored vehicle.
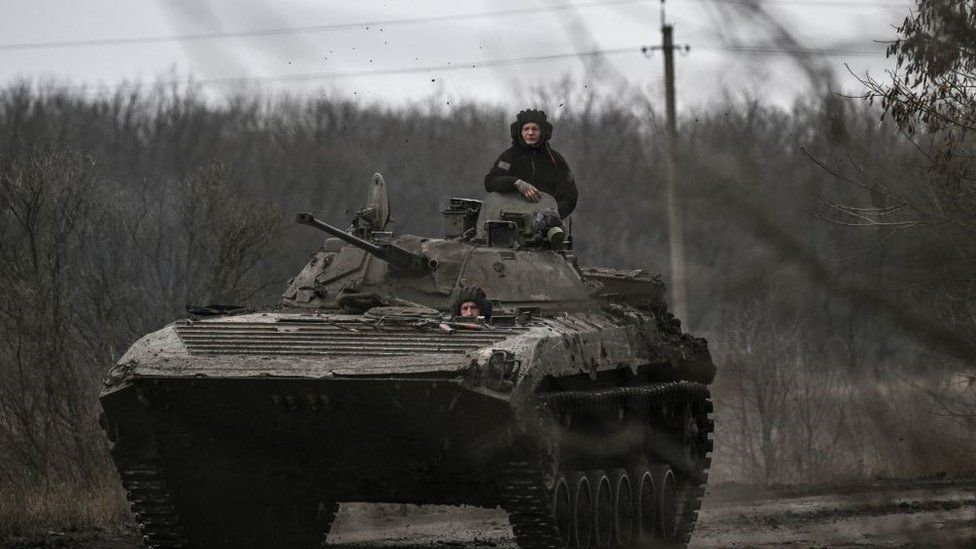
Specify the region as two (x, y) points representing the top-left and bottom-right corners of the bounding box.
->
(100, 174), (715, 549)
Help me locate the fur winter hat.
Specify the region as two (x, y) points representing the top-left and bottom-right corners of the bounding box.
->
(449, 286), (493, 319)
(510, 109), (554, 145)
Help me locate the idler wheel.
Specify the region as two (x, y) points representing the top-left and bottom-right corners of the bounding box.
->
(588, 471), (613, 547)
(653, 465), (678, 542)
(608, 468), (634, 546)
(632, 468), (656, 542)
(552, 475), (573, 548)
(566, 471), (593, 547)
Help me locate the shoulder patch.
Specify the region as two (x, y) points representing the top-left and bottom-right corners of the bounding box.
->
(497, 160), (511, 171)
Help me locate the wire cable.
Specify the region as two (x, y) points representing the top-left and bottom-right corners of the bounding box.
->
(1, 0), (909, 53)
(697, 43), (886, 57)
(0, 0), (647, 52)
(54, 47), (641, 93)
(706, 0), (907, 7)
(45, 41), (887, 95)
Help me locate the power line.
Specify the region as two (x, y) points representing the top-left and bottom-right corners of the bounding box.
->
(55, 47), (641, 93)
(697, 43), (886, 57)
(2, 0), (909, 53)
(44, 41), (887, 94)
(705, 0), (908, 7)
(0, 0), (646, 52)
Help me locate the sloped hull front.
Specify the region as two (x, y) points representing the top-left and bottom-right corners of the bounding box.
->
(102, 377), (515, 508)
(100, 308), (716, 548)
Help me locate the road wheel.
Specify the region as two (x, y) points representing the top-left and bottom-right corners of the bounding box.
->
(653, 465), (678, 543)
(588, 470), (613, 547)
(608, 468), (634, 546)
(633, 468), (656, 543)
(566, 471), (593, 547)
(552, 475), (573, 548)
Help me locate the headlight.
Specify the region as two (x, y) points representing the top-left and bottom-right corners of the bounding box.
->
(486, 350), (518, 392)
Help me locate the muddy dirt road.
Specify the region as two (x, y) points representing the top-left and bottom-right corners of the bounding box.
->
(327, 479), (976, 548)
(4, 479), (974, 548)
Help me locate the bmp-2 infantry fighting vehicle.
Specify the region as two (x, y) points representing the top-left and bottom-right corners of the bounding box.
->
(100, 174), (715, 549)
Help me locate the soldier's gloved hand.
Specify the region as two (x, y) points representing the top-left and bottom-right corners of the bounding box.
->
(514, 179), (542, 202)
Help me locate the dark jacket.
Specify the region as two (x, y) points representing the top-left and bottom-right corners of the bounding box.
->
(484, 132), (579, 218)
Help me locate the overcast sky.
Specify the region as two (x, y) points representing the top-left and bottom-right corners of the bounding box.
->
(1, 0), (912, 110)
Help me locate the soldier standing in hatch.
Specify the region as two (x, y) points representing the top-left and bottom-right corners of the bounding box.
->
(484, 109), (579, 219)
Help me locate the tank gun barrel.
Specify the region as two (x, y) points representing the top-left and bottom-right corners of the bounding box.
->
(295, 212), (434, 275)
(296, 212), (384, 255)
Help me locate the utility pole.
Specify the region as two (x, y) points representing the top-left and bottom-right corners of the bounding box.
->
(661, 11), (688, 326)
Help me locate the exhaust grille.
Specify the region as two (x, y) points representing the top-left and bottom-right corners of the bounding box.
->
(175, 320), (517, 357)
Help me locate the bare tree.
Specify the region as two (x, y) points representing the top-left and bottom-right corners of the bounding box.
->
(717, 295), (804, 484)
(119, 163), (284, 329)
(0, 149), (105, 485)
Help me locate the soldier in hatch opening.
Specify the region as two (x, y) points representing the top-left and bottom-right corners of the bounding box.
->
(449, 286), (493, 320)
(484, 109), (579, 219)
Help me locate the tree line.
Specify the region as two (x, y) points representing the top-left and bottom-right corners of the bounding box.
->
(0, 67), (973, 533)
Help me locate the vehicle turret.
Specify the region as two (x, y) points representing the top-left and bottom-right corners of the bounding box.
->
(282, 182), (593, 313)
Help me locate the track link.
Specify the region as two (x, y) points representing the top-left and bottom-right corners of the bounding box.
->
(119, 461), (188, 549)
(502, 461), (566, 548)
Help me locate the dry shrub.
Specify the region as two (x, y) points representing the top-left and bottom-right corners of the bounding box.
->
(0, 469), (130, 536)
(712, 304), (976, 485)
(0, 148), (282, 533)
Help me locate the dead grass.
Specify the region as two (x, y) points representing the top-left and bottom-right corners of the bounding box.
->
(0, 470), (131, 537)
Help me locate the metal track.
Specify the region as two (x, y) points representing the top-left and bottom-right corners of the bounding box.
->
(110, 406), (340, 549)
(118, 459), (341, 549)
(118, 461), (188, 549)
(502, 461), (566, 548)
(675, 391), (714, 546)
(504, 382), (714, 549)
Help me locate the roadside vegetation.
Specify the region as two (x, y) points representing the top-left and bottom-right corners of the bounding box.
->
(2, 17), (975, 530)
